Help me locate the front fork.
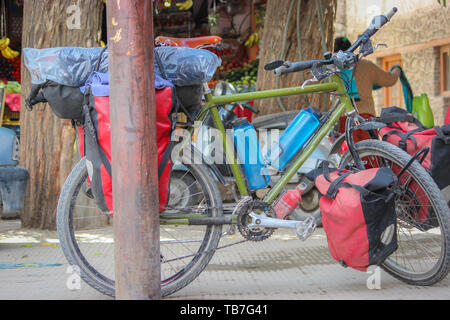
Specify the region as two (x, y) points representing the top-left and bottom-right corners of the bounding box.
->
(344, 111), (365, 170)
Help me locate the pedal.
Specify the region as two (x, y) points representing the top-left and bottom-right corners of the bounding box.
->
(296, 216), (316, 241)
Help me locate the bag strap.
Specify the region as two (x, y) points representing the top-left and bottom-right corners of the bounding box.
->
(154, 49), (178, 179)
(158, 140), (173, 179)
(376, 113), (425, 128)
(382, 128), (420, 151)
(325, 171), (352, 199)
(324, 170), (397, 202)
(82, 91), (112, 178)
(329, 179), (392, 201)
(321, 161), (333, 182)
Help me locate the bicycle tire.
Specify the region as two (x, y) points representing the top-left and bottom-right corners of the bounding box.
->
(57, 157), (223, 297)
(340, 139), (450, 286)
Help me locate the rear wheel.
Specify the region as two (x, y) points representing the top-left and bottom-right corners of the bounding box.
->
(340, 139), (450, 285)
(57, 157), (223, 297)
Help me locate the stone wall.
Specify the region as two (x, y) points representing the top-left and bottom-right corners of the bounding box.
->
(335, 0), (450, 124)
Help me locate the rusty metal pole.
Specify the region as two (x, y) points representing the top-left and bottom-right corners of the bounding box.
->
(106, 0), (161, 299)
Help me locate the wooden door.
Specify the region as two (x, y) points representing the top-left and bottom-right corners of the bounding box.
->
(382, 54), (404, 108)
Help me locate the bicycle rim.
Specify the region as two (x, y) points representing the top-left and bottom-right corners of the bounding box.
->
(57, 158), (223, 297)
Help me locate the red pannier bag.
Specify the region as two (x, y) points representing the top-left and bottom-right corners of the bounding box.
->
(377, 106), (450, 229)
(78, 87), (173, 215)
(307, 163), (398, 271)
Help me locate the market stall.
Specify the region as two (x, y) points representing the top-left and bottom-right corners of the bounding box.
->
(154, 0), (266, 94)
(0, 0), (22, 135)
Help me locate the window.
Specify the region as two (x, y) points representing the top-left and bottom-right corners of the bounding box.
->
(382, 54), (404, 108)
(441, 44), (450, 96)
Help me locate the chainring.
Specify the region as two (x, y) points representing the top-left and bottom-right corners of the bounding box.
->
(236, 200), (276, 242)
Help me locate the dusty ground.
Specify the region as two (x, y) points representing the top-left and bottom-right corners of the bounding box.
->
(1, 218), (450, 300)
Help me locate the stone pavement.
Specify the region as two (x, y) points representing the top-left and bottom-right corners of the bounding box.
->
(1, 218), (450, 300)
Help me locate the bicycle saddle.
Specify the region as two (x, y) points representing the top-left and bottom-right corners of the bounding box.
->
(155, 35), (222, 49)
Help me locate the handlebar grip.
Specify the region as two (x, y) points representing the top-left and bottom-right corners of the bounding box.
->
(285, 61), (315, 73)
(276, 60), (317, 75)
(385, 7), (397, 20)
(364, 7), (398, 38)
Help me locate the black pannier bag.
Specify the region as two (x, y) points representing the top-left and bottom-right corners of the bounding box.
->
(307, 162), (398, 271)
(174, 84), (203, 116)
(25, 80), (84, 121)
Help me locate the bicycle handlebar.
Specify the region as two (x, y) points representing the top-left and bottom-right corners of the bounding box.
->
(275, 59), (333, 76)
(273, 7), (398, 76)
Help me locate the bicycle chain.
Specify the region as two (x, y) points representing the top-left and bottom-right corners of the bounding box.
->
(160, 199), (275, 264)
(161, 200), (276, 264)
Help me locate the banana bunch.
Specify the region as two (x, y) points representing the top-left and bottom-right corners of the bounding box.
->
(244, 32), (259, 47)
(176, 0), (193, 11)
(0, 38), (19, 60)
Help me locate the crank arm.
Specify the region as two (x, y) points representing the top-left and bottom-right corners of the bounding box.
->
(248, 212), (316, 241)
(248, 212), (300, 229)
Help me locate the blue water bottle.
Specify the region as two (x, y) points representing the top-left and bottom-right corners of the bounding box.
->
(266, 107), (321, 171)
(232, 118), (271, 190)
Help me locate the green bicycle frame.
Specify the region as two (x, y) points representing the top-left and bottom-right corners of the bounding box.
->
(161, 74), (355, 224)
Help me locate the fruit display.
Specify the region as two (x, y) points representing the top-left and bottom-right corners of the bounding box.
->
(3, 80), (21, 94)
(244, 32), (259, 48)
(208, 39), (250, 74)
(175, 0), (193, 11)
(223, 59), (259, 92)
(153, 0), (266, 94)
(0, 38), (19, 60)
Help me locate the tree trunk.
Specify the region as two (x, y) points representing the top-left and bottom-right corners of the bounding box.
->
(255, 0), (336, 116)
(20, 0), (104, 229)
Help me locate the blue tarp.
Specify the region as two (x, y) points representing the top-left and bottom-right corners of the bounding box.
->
(23, 47), (108, 87)
(154, 46), (221, 86)
(24, 46), (221, 88)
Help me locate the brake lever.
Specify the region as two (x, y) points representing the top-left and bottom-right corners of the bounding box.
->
(373, 43), (388, 51)
(301, 77), (318, 89)
(360, 39), (388, 58)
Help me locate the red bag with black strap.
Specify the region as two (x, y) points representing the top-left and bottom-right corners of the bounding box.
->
(78, 86), (173, 215)
(376, 106), (450, 229)
(307, 163), (398, 271)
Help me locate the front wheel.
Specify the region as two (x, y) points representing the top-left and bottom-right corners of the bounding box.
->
(57, 157), (223, 297)
(340, 139), (450, 286)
